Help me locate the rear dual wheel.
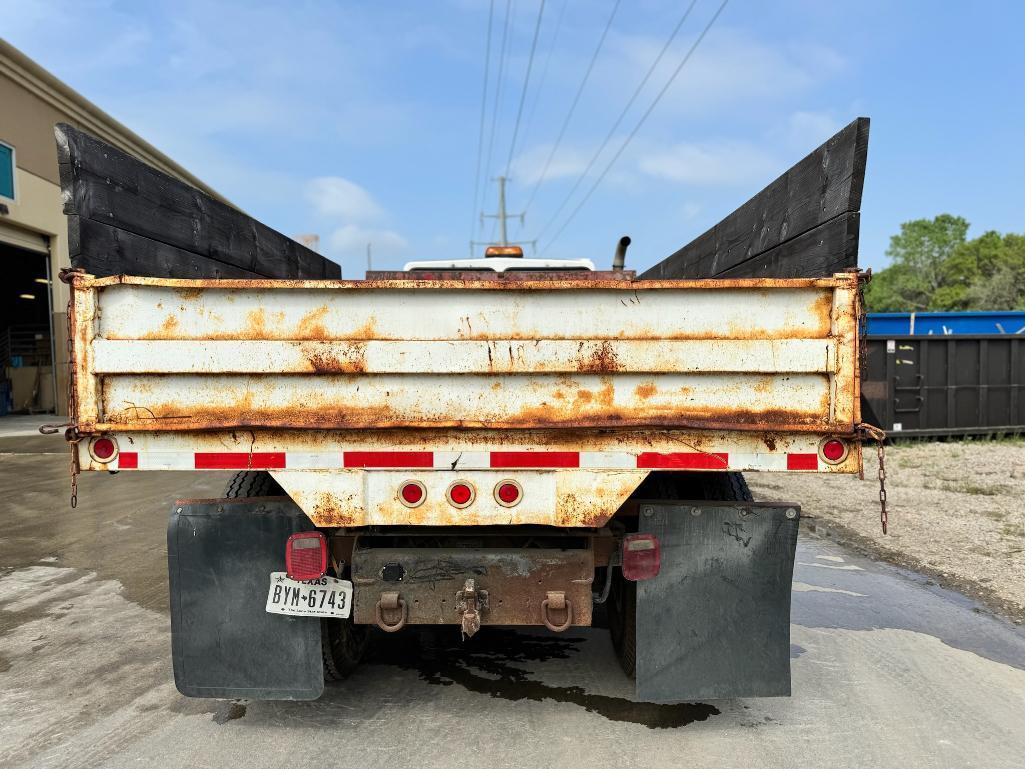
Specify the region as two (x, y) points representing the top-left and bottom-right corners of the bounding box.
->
(607, 471), (753, 678)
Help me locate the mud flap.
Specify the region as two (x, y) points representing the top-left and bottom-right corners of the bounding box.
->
(635, 501), (800, 702)
(168, 498), (324, 700)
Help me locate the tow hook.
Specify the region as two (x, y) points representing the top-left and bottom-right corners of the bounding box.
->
(455, 578), (489, 639)
(541, 590), (573, 632)
(374, 591), (407, 632)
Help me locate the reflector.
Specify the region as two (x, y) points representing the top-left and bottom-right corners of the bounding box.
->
(495, 480), (522, 506)
(820, 438), (848, 463)
(399, 480), (425, 507)
(89, 436), (118, 463)
(447, 482), (475, 508)
(285, 532), (328, 581)
(622, 533), (661, 581)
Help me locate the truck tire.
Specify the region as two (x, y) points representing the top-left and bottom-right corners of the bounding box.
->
(608, 471), (753, 678)
(223, 470), (285, 498)
(321, 617), (369, 682)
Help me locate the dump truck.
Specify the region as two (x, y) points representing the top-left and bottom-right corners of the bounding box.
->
(49, 118), (874, 703)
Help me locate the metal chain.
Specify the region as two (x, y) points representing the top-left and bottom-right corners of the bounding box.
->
(850, 269), (888, 533)
(61, 269), (84, 508)
(859, 423), (888, 534)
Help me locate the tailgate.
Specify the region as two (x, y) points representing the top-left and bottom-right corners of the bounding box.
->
(69, 273), (860, 434)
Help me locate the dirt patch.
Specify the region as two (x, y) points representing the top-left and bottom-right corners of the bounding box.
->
(747, 439), (1025, 624)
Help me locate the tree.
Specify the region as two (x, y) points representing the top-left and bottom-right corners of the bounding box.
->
(865, 215), (969, 311)
(865, 216), (1025, 311)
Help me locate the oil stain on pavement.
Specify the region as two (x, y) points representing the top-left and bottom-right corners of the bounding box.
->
(366, 628), (720, 729)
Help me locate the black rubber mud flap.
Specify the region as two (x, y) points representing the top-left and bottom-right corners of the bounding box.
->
(635, 501), (800, 702)
(168, 498), (324, 700)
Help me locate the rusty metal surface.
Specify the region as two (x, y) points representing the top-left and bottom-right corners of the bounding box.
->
(350, 545), (594, 627)
(74, 428), (860, 527)
(67, 271), (860, 436)
(270, 469), (647, 529)
(366, 269), (637, 281)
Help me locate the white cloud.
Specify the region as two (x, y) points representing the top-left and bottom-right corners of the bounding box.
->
(638, 140), (780, 186)
(329, 225), (408, 262)
(306, 177), (385, 222)
(510, 144), (592, 186)
(604, 27), (846, 117)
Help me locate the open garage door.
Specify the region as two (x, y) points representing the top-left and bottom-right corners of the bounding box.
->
(0, 236), (55, 415)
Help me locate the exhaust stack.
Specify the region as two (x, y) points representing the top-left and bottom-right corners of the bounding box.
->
(612, 236), (631, 271)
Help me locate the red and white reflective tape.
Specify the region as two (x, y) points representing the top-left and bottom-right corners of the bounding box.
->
(109, 449), (825, 472)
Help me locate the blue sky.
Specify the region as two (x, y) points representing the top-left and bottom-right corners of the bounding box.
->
(5, 0), (1024, 275)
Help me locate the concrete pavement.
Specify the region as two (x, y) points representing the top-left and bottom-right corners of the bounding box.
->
(2, 433), (1024, 768)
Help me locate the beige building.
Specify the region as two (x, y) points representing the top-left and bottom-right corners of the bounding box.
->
(0, 39), (228, 416)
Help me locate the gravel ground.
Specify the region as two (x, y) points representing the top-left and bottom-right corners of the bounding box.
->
(747, 439), (1025, 623)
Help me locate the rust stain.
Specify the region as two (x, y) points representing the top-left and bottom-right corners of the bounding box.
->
(634, 381), (657, 400)
(79, 271), (858, 293)
(576, 340), (623, 373)
(97, 398), (833, 433)
(159, 314), (179, 336)
(348, 316), (379, 341)
(245, 308), (266, 337)
(296, 305), (330, 339)
(301, 342), (367, 373)
(174, 287), (203, 300)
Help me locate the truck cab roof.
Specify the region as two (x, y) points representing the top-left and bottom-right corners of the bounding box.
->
(402, 256), (596, 272)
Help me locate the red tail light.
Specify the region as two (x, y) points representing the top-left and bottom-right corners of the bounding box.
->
(285, 532), (327, 581)
(494, 480), (522, 507)
(399, 480), (426, 507)
(622, 533), (661, 581)
(89, 436), (118, 463)
(446, 481), (475, 508)
(819, 438), (849, 464)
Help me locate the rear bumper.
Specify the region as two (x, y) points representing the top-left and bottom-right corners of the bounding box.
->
(351, 543), (594, 628)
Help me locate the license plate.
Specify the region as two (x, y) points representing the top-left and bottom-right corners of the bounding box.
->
(265, 572), (353, 618)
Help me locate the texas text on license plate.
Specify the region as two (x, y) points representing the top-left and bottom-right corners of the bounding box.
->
(265, 573), (353, 618)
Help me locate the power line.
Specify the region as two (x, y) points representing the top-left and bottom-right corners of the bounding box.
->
(518, 0), (568, 159)
(522, 0), (620, 215)
(543, 0), (729, 253)
(504, 0), (547, 179)
(533, 0), (698, 243)
(482, 0), (515, 236)
(469, 0), (496, 248)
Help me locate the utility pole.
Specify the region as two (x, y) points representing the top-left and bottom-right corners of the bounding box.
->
(366, 242), (372, 273)
(471, 176), (536, 255)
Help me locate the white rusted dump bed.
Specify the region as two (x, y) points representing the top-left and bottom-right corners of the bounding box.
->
(67, 272), (863, 527)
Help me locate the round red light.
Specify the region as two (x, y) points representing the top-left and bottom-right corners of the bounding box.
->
(92, 437), (116, 461)
(400, 482), (424, 505)
(821, 439), (846, 462)
(448, 483), (473, 506)
(497, 482), (520, 505)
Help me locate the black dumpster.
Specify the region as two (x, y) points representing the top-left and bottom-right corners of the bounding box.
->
(862, 335), (1025, 438)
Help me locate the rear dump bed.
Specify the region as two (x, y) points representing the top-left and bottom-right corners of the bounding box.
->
(64, 269), (865, 702)
(69, 271), (862, 527)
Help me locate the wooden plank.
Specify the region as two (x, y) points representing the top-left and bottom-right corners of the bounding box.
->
(641, 117), (869, 279)
(55, 123), (339, 280)
(715, 213), (859, 279)
(68, 216), (262, 280)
